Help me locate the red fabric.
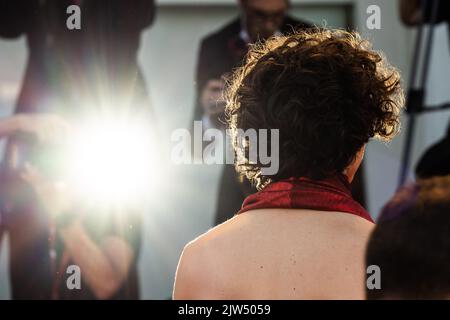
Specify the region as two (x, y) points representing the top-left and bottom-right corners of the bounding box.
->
(237, 175), (374, 223)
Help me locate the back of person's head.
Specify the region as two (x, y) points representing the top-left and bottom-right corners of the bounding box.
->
(226, 29), (404, 189)
(366, 175), (450, 299)
(415, 119), (450, 179)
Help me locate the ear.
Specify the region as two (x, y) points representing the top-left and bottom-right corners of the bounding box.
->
(343, 144), (366, 183)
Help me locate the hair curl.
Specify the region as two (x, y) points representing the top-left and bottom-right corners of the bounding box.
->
(226, 29), (404, 189)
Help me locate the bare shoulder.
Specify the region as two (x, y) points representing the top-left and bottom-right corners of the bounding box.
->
(173, 210), (375, 299)
(326, 211), (375, 243)
(309, 211), (375, 261)
(173, 215), (245, 300)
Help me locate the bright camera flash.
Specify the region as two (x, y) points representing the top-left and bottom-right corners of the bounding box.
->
(64, 118), (157, 207)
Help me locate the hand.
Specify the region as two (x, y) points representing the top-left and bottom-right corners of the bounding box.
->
(20, 163), (74, 219)
(15, 113), (72, 145)
(200, 79), (227, 116)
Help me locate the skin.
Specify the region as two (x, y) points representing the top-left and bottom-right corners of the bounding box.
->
(0, 113), (69, 142)
(173, 146), (375, 299)
(59, 220), (134, 299)
(200, 79), (227, 130)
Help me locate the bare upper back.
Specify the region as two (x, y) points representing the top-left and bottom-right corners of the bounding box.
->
(173, 208), (374, 300)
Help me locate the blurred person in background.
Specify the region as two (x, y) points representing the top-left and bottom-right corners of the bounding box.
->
(366, 175), (450, 299)
(0, 113), (68, 249)
(174, 29), (404, 299)
(0, 0), (156, 299)
(192, 0), (317, 226)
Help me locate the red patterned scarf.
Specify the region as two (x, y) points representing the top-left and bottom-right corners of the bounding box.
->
(237, 174), (374, 223)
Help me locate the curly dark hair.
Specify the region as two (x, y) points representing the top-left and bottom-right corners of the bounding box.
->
(226, 29), (404, 189)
